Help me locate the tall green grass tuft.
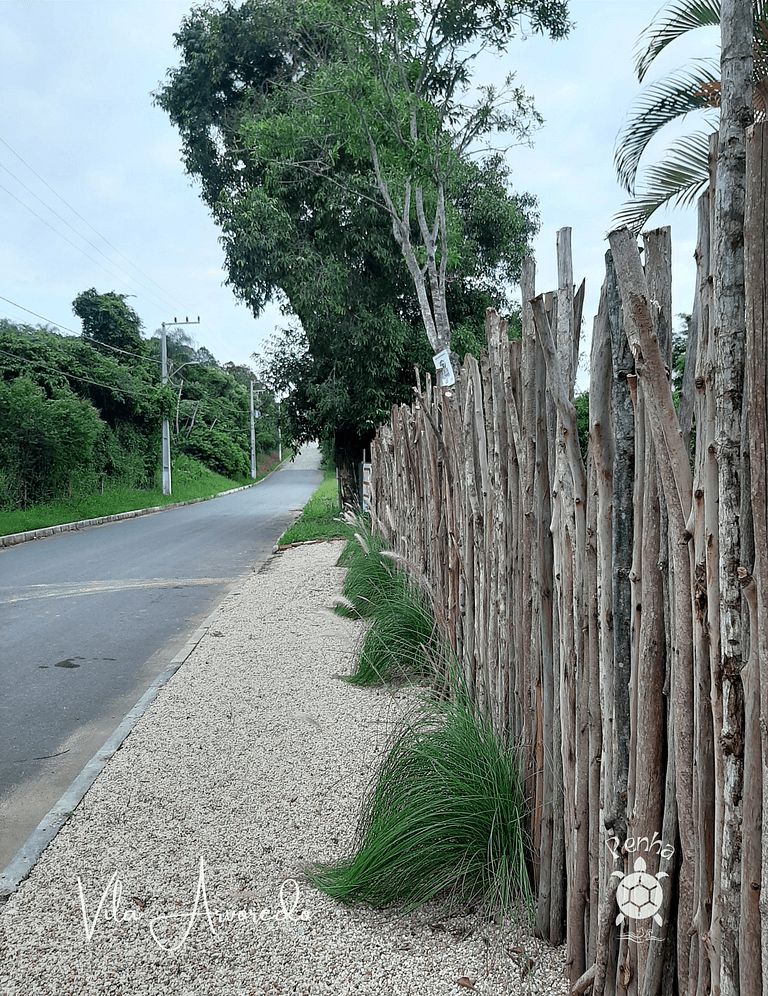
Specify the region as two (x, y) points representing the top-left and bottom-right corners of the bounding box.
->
(344, 570), (438, 686)
(334, 516), (439, 685)
(336, 523), (399, 618)
(307, 673), (532, 920)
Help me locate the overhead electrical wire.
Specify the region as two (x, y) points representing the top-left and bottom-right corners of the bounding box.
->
(0, 293), (159, 366)
(0, 294), (256, 418)
(0, 315), (261, 424)
(0, 342), (259, 426)
(0, 160), (184, 317)
(0, 137), (247, 372)
(0, 179), (180, 315)
(0, 135), (189, 313)
(0, 346), (158, 403)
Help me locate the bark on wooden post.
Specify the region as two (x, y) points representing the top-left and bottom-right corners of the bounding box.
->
(712, 3), (754, 992)
(687, 189), (717, 996)
(587, 273), (615, 993)
(745, 119), (768, 996)
(607, 243), (634, 890)
(530, 230), (589, 984)
(608, 226), (695, 995)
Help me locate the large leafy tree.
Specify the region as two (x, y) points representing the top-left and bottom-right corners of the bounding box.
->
(613, 0), (768, 233)
(0, 319), (163, 505)
(255, 0), (569, 355)
(156, 0), (567, 501)
(72, 288), (146, 356)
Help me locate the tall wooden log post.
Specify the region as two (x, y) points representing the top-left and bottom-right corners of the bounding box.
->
(577, 266), (619, 996)
(608, 227), (694, 996)
(608, 249), (634, 996)
(687, 188), (717, 996)
(628, 230), (672, 995)
(712, 3), (754, 993)
(530, 229), (589, 985)
(745, 119), (768, 996)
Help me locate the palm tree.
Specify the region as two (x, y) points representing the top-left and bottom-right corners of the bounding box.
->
(613, 0), (768, 233)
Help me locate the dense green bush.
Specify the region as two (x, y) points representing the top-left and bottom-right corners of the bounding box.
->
(182, 424), (250, 480)
(0, 377), (104, 509)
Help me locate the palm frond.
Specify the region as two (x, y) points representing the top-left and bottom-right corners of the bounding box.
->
(635, 0), (722, 83)
(611, 130), (713, 235)
(614, 60), (720, 193)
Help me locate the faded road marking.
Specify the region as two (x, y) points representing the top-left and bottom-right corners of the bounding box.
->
(0, 578), (238, 604)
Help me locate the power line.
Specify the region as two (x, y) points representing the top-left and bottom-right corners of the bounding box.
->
(0, 135), (189, 312)
(0, 347), (158, 403)
(0, 324), (257, 423)
(0, 301), (262, 423)
(0, 180), (178, 314)
(0, 294), (159, 365)
(0, 160), (184, 317)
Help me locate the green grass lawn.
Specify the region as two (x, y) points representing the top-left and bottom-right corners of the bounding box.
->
(0, 452), (287, 537)
(278, 468), (347, 544)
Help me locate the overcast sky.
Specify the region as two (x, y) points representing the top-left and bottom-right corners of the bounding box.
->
(0, 1), (719, 384)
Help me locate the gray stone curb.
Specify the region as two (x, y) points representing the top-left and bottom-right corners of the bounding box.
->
(0, 461), (288, 549)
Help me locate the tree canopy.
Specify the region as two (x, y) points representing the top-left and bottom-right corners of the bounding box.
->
(72, 288), (146, 356)
(156, 0), (570, 499)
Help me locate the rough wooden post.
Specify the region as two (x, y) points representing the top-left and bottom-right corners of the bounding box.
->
(608, 226), (695, 995)
(745, 119), (768, 996)
(530, 231), (589, 983)
(712, 4), (754, 992)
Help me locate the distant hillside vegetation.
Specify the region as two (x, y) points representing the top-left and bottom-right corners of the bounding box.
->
(0, 303), (279, 511)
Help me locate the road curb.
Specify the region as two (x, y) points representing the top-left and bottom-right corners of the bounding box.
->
(0, 460), (289, 550)
(0, 570), (258, 902)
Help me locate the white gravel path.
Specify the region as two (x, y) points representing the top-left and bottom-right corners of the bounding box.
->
(0, 541), (569, 995)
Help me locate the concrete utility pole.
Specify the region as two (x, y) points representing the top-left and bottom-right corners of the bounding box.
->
(161, 324), (171, 496)
(160, 317), (200, 496)
(250, 381), (257, 479)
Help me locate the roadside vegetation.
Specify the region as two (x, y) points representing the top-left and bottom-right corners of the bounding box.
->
(0, 301), (284, 529)
(278, 466), (344, 545)
(307, 524), (533, 924)
(0, 451), (284, 537)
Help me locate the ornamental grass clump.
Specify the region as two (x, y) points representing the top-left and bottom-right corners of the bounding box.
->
(343, 569), (438, 686)
(307, 680), (532, 920)
(336, 520), (400, 618)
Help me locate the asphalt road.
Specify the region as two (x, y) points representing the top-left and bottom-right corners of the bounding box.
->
(0, 444), (323, 869)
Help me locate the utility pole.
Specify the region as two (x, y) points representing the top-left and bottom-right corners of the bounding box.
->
(160, 316), (200, 495)
(250, 381), (257, 479)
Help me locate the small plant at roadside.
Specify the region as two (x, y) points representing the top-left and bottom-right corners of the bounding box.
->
(278, 468), (346, 545)
(344, 570), (438, 686)
(307, 665), (532, 921)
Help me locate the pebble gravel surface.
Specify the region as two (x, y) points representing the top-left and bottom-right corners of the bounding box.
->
(0, 541), (569, 995)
